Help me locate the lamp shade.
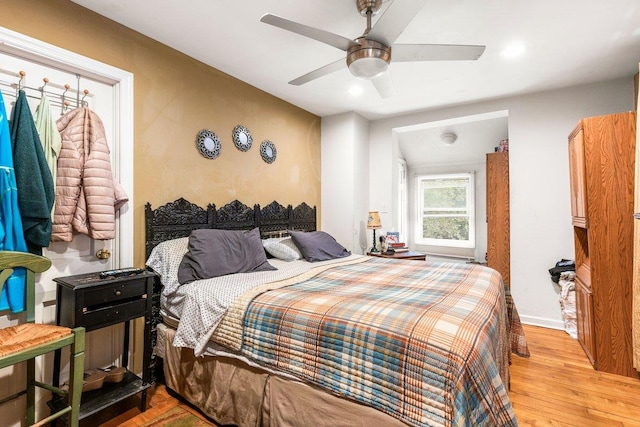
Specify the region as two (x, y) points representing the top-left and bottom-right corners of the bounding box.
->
(367, 211), (382, 229)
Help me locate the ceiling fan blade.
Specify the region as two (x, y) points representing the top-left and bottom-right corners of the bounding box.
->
(392, 44), (486, 61)
(367, 0), (429, 46)
(371, 71), (396, 98)
(261, 14), (359, 51)
(289, 58), (345, 86)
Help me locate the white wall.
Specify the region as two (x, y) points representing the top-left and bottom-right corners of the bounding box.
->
(321, 112), (369, 253)
(323, 77), (635, 329)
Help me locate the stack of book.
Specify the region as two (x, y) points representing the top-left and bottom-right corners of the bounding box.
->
(390, 242), (409, 253)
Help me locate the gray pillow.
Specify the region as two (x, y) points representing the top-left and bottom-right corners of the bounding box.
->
(178, 228), (276, 284)
(288, 230), (351, 262)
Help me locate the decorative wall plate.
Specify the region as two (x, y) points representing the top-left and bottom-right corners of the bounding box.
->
(232, 125), (253, 152)
(196, 129), (221, 159)
(260, 140), (277, 164)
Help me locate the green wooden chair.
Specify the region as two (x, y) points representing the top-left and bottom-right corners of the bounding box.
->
(0, 251), (85, 426)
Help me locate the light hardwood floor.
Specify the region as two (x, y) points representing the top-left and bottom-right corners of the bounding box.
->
(95, 324), (640, 426)
(510, 325), (640, 426)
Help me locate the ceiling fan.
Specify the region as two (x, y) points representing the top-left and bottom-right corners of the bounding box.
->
(260, 0), (485, 98)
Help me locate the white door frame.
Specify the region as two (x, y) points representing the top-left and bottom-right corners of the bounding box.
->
(0, 26), (134, 268)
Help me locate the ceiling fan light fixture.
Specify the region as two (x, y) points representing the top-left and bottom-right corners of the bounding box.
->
(348, 57), (388, 79)
(347, 38), (391, 80)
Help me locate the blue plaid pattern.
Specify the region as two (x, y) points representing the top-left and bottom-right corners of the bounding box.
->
(239, 259), (528, 426)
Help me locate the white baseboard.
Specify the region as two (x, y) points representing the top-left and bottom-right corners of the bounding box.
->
(519, 314), (566, 331)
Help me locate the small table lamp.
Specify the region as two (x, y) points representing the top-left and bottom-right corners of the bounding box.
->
(367, 211), (382, 253)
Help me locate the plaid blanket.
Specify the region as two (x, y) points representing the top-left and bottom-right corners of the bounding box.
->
(215, 258), (528, 427)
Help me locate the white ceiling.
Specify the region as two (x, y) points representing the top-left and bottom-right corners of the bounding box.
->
(398, 112), (508, 168)
(69, 0), (640, 122)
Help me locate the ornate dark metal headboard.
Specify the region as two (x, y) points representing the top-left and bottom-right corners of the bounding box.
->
(144, 198), (317, 259)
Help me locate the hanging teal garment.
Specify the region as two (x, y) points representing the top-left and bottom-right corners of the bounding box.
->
(10, 90), (55, 255)
(0, 92), (28, 313)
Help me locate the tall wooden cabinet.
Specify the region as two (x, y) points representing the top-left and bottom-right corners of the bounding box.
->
(568, 111), (638, 378)
(486, 151), (510, 286)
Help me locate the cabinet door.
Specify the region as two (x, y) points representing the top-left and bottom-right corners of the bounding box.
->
(575, 275), (596, 368)
(568, 127), (588, 227)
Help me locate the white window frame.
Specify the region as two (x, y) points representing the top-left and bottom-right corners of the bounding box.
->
(415, 172), (476, 248)
(397, 158), (407, 241)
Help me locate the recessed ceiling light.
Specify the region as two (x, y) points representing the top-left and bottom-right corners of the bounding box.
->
(502, 42), (526, 58)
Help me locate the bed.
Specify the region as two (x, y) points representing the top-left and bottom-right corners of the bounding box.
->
(145, 198), (529, 427)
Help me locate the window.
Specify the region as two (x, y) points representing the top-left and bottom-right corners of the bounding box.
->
(415, 172), (475, 248)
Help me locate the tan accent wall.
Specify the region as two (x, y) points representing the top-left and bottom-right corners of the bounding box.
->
(0, 0), (321, 268)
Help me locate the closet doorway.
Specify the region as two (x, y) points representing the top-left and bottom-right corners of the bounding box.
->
(0, 26), (133, 426)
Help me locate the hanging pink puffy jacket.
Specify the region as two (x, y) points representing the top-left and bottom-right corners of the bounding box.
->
(52, 107), (127, 241)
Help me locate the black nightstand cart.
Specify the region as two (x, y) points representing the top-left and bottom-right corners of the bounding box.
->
(50, 270), (157, 421)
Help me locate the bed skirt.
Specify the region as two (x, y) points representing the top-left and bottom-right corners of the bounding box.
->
(158, 323), (410, 427)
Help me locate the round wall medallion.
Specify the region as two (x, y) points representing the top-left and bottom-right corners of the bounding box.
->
(260, 140), (277, 164)
(196, 129), (221, 159)
(232, 124), (253, 152)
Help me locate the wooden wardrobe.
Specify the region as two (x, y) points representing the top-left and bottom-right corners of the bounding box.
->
(568, 111), (638, 378)
(486, 151), (510, 287)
